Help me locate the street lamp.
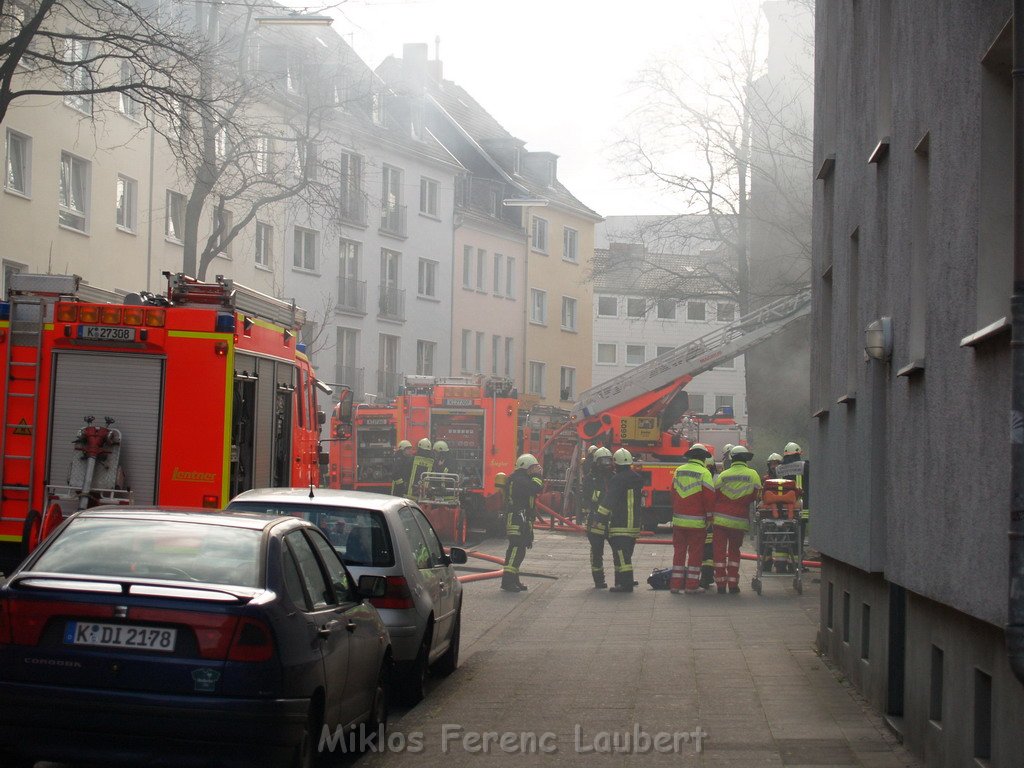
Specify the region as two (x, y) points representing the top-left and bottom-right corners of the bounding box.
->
(502, 197), (549, 396)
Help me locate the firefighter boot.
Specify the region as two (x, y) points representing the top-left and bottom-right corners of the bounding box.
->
(501, 573), (520, 593)
(593, 573), (607, 589)
(516, 578), (528, 591)
(609, 573), (633, 593)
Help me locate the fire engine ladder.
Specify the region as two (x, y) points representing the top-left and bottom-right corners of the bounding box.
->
(571, 288), (812, 420)
(1, 275), (80, 511)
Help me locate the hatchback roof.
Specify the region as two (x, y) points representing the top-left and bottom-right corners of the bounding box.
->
(76, 507), (294, 531)
(231, 488), (406, 512)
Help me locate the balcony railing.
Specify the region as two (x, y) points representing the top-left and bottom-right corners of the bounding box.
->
(337, 277), (366, 314)
(377, 369), (402, 400)
(377, 285), (405, 321)
(335, 365), (364, 397)
(379, 203), (407, 237)
(338, 194), (367, 227)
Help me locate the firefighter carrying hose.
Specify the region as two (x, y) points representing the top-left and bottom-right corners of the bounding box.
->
(501, 454), (544, 592)
(594, 448), (643, 593)
(712, 444), (762, 594)
(390, 440), (414, 496)
(583, 447), (614, 588)
(670, 443), (716, 594)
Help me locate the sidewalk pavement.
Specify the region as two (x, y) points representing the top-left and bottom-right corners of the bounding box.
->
(357, 529), (921, 768)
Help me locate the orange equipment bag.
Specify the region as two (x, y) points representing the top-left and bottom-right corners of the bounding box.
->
(759, 478), (799, 520)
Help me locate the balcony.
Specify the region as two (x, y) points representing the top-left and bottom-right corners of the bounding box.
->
(337, 277), (366, 314)
(335, 365), (364, 397)
(379, 203), (407, 238)
(377, 369), (402, 400)
(338, 194), (368, 227)
(377, 285), (405, 321)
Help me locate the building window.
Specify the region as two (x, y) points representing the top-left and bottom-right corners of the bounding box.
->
(63, 38), (92, 113)
(476, 248), (486, 290)
(295, 139), (318, 180)
(626, 345), (645, 366)
(506, 256), (516, 298)
(461, 330), (471, 372)
(715, 394), (734, 413)
(842, 591), (851, 644)
(417, 258), (437, 298)
(656, 346), (674, 358)
(530, 288), (547, 324)
(860, 604), (871, 661)
(528, 361), (545, 396)
(255, 222), (272, 268)
(114, 175), (137, 233)
(416, 340), (435, 376)
(293, 226), (318, 271)
(627, 297), (646, 318)
(475, 331), (483, 373)
(339, 151), (363, 223)
(504, 337), (514, 376)
(213, 208), (233, 257)
(929, 646), (944, 723)
(286, 51), (305, 94)
(493, 253), (503, 294)
(4, 129), (31, 196)
(597, 296), (618, 317)
(58, 151), (89, 232)
(463, 245), (473, 288)
(657, 299), (676, 320)
(378, 334), (399, 398)
(561, 296), (577, 331)
(419, 177), (438, 216)
(974, 669), (992, 761)
(531, 216), (548, 253)
(560, 367), (575, 401)
(255, 137), (273, 175)
(563, 227), (578, 262)
(687, 301), (706, 321)
(214, 127), (229, 161)
(381, 164), (402, 216)
(688, 393), (705, 414)
(118, 61), (139, 119)
(827, 582), (834, 629)
(596, 343), (616, 364)
(165, 190), (185, 242)
(492, 334), (501, 374)
(717, 301), (735, 322)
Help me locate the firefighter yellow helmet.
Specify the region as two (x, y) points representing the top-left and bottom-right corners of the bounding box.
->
(768, 452), (783, 463)
(684, 442), (711, 460)
(730, 444), (753, 461)
(612, 448), (633, 466)
(432, 440), (449, 453)
(515, 453), (539, 469)
(417, 438), (433, 451)
(397, 440), (412, 450)
(784, 442), (801, 456)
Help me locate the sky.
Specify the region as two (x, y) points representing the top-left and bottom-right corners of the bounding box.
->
(329, 0), (765, 217)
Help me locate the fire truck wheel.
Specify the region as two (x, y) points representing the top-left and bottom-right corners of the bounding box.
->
(20, 510), (42, 556)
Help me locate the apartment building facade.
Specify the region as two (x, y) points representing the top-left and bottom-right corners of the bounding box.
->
(812, 2), (1024, 764)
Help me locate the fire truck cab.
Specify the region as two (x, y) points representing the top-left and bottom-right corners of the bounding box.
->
(0, 272), (327, 559)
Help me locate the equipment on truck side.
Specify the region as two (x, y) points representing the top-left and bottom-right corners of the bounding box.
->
(327, 401), (396, 493)
(0, 272), (328, 555)
(415, 472), (466, 545)
(565, 289), (811, 530)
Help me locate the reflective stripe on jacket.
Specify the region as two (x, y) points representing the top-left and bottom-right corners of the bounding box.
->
(671, 459), (715, 528)
(598, 466), (644, 538)
(713, 461), (761, 531)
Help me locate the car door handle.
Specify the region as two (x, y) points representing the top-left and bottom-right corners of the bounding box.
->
(346, 620), (357, 633)
(318, 620), (340, 639)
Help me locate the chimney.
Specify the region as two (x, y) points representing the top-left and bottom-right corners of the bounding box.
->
(429, 35), (443, 82)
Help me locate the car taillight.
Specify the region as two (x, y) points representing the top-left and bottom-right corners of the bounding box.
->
(371, 576), (414, 610)
(0, 599), (11, 644)
(227, 618), (275, 662)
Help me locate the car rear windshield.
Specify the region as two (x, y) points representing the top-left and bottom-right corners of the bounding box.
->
(30, 518), (263, 587)
(228, 502), (395, 568)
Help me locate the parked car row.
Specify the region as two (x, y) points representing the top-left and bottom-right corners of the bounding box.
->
(0, 489), (468, 767)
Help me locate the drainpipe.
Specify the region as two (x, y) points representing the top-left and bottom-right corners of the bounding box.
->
(1009, 0), (1024, 685)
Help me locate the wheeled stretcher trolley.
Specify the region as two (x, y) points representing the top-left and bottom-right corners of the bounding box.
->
(751, 478), (803, 595)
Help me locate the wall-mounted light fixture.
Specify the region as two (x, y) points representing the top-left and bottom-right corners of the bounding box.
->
(864, 317), (893, 361)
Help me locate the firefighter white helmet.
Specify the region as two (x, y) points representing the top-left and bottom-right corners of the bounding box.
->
(613, 448), (633, 466)
(515, 453), (539, 469)
(768, 452), (783, 463)
(723, 444), (734, 456)
(783, 442), (801, 456)
(397, 440), (412, 450)
(684, 443), (711, 460)
(587, 444), (599, 455)
(432, 440), (449, 452)
(417, 438), (433, 451)
(730, 444), (754, 461)
(593, 447), (612, 459)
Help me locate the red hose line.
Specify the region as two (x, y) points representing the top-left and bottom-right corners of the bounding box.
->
(465, 550), (506, 565)
(458, 569), (504, 583)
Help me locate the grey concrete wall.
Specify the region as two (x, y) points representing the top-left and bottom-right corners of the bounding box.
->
(812, 0), (1013, 626)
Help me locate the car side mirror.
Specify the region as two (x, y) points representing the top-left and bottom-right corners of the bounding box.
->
(447, 547), (468, 565)
(357, 574), (387, 599)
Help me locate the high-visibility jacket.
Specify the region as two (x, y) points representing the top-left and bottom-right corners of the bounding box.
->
(596, 467), (644, 538)
(405, 450), (434, 498)
(584, 465), (613, 535)
(713, 460), (761, 530)
(776, 457), (810, 520)
(506, 468), (542, 536)
(671, 458), (715, 528)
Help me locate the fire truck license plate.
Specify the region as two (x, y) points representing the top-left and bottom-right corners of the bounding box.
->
(65, 621), (177, 652)
(78, 326), (136, 342)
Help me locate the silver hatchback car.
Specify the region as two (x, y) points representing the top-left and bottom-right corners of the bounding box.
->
(229, 489), (467, 704)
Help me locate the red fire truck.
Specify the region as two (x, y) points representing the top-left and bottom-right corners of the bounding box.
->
(327, 401), (397, 493)
(0, 272), (328, 557)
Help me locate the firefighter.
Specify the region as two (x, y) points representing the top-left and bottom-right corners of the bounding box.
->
(776, 441), (810, 565)
(584, 447), (614, 588)
(502, 453), (544, 592)
(432, 440), (451, 474)
(594, 448), (644, 593)
(762, 452), (786, 572)
(390, 440), (415, 496)
(699, 455), (718, 588)
(765, 452), (782, 480)
(722, 444), (734, 470)
(670, 443), (716, 594)
(403, 438), (435, 499)
(712, 444), (762, 594)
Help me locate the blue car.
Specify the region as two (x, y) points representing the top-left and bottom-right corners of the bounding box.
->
(0, 508), (392, 767)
